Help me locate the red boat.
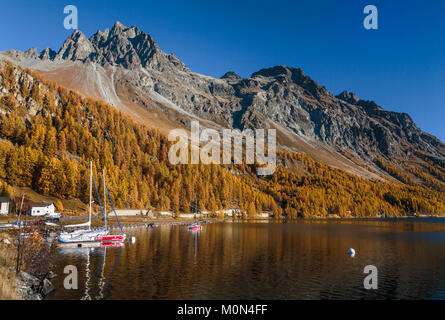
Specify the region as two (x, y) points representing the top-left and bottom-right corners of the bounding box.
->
(95, 234), (126, 241)
(101, 241), (124, 247)
(188, 223), (202, 231)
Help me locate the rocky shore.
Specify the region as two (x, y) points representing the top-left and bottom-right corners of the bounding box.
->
(16, 270), (56, 300)
(0, 234), (56, 300)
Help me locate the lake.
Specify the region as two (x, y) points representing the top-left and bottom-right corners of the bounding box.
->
(47, 219), (445, 300)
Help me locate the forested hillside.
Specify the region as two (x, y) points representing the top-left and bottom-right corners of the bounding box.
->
(0, 60), (444, 217)
(0, 60), (275, 215)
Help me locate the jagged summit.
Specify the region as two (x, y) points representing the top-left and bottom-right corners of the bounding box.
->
(112, 20), (125, 29)
(11, 22), (186, 72)
(337, 90), (386, 116)
(252, 65), (330, 98)
(52, 22), (158, 68)
(24, 47), (38, 58)
(252, 65), (300, 78)
(221, 71), (241, 80)
(39, 48), (56, 60)
(56, 29), (95, 61)
(337, 90), (360, 105)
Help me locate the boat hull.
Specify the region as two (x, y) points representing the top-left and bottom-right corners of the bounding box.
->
(95, 234), (126, 241)
(58, 229), (108, 243)
(101, 241), (124, 247)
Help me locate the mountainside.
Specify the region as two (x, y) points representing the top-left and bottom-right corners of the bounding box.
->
(1, 21), (444, 189)
(0, 60), (275, 214)
(0, 61), (444, 217)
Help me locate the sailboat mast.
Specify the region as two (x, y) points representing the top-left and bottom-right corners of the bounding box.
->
(103, 169), (107, 229)
(89, 161), (92, 231)
(195, 197), (198, 222)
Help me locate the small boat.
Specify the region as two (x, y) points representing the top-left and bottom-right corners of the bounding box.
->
(188, 222), (202, 231)
(148, 223), (158, 228)
(188, 198), (202, 231)
(12, 221), (32, 229)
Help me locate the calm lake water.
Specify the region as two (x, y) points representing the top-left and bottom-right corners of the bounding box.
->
(48, 219), (445, 300)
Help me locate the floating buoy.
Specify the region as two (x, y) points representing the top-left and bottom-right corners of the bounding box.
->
(347, 248), (356, 258)
(131, 236), (136, 244)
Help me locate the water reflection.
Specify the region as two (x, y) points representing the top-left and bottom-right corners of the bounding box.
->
(48, 220), (445, 300)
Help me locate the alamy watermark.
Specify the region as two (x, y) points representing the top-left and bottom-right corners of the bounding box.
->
(363, 5), (378, 30)
(168, 121), (276, 175)
(63, 5), (78, 30)
(363, 265), (378, 290)
(63, 265), (78, 290)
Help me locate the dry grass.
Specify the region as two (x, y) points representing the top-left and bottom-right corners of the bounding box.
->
(0, 236), (21, 300)
(13, 186), (87, 215)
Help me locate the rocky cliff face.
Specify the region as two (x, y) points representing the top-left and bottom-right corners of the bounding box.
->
(1, 21), (443, 174)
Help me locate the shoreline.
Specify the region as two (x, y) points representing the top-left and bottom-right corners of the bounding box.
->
(2, 212), (442, 225)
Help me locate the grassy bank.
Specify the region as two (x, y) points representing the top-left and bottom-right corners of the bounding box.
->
(0, 233), (20, 300)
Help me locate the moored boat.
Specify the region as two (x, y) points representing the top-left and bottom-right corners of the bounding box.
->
(59, 228), (108, 243)
(58, 162), (125, 244)
(188, 198), (202, 231)
(59, 161), (109, 243)
(188, 222), (202, 231)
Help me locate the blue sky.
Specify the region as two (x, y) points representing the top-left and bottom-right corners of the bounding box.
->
(1, 0), (444, 141)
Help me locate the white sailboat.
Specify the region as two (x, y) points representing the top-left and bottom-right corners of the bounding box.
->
(94, 168), (126, 242)
(58, 161), (109, 243)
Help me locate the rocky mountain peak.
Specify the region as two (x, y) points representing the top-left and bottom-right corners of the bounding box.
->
(5, 22), (186, 72)
(337, 90), (360, 104)
(252, 65), (328, 98)
(251, 65), (295, 78)
(111, 20), (125, 31)
(89, 28), (110, 46)
(84, 21), (179, 70)
(56, 29), (95, 61)
(251, 66), (316, 88)
(221, 71), (242, 81)
(108, 21), (140, 39)
(337, 90), (384, 115)
(24, 47), (39, 59)
(39, 48), (56, 60)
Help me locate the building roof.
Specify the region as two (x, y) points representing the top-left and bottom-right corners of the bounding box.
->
(0, 197), (10, 203)
(31, 202), (54, 208)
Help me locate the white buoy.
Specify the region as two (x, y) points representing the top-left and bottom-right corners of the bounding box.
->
(347, 248), (356, 258)
(131, 236), (136, 244)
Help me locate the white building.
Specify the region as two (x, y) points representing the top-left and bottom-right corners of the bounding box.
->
(159, 211), (173, 217)
(0, 197), (10, 215)
(257, 212), (272, 218)
(30, 202), (55, 217)
(178, 213), (196, 219)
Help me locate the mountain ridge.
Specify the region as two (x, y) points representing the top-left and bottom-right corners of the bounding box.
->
(0, 61), (444, 217)
(1, 21), (443, 182)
